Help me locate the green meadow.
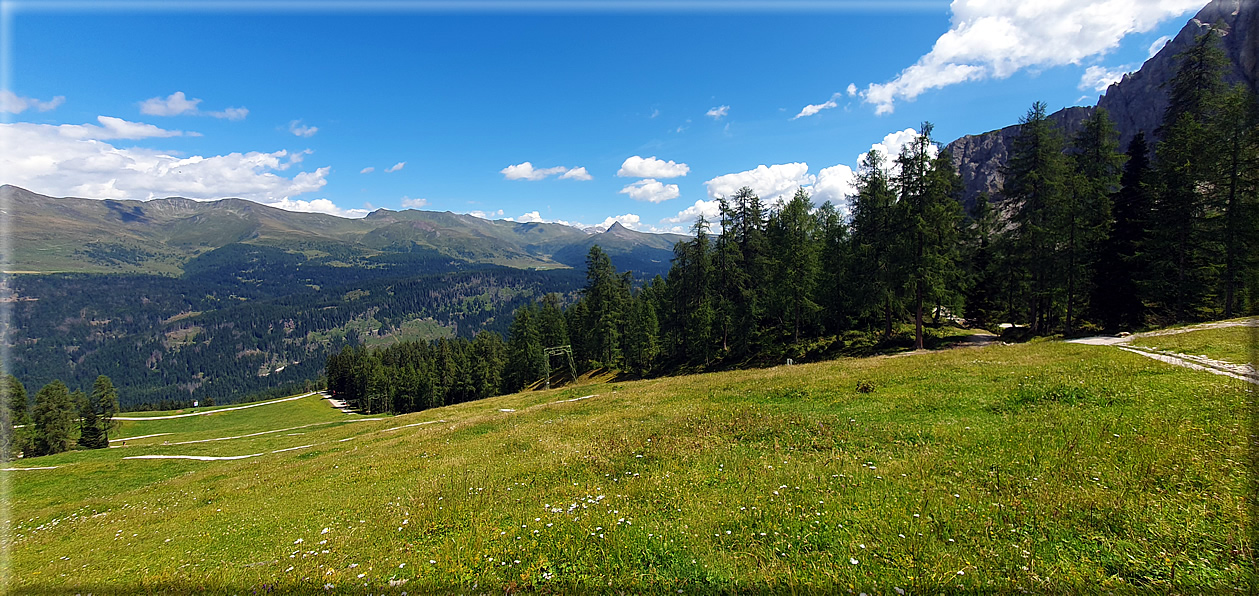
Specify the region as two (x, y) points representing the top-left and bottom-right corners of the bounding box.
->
(5, 336), (1252, 594)
(1130, 323), (1258, 365)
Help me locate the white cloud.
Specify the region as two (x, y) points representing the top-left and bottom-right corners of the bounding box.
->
(0, 120), (329, 203)
(591, 213), (643, 232)
(469, 209), (505, 219)
(650, 108), (660, 119)
(559, 166), (592, 181)
(0, 91), (65, 114)
(846, 83), (858, 97)
(55, 116), (191, 141)
(1078, 64), (1133, 92)
(1148, 35), (1172, 58)
(500, 161), (586, 181)
(289, 120), (318, 137)
(792, 93), (840, 120)
(864, 127), (937, 166)
(619, 179), (680, 203)
(400, 196), (428, 209)
(209, 107), (249, 121)
(706, 105), (729, 120)
(705, 162), (813, 204)
(360, 166), (375, 174)
(859, 0), (1203, 114)
(267, 197), (370, 218)
(513, 211), (545, 223)
(617, 155), (690, 178)
(140, 91), (201, 116)
(811, 164), (857, 218)
(139, 91), (248, 120)
(665, 198), (722, 225)
(385, 161), (406, 173)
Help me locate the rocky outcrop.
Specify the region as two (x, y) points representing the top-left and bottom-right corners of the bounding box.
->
(945, 0), (1258, 209)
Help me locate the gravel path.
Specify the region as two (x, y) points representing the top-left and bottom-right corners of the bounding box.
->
(1068, 318), (1257, 385)
(113, 392), (317, 421)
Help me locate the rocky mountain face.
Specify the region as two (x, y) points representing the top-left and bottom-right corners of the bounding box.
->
(944, 0), (1258, 210)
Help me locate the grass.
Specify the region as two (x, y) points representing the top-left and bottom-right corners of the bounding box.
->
(4, 338), (1253, 594)
(1131, 324), (1257, 365)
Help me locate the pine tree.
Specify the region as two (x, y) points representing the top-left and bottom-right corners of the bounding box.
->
(1093, 133), (1153, 330)
(505, 306), (545, 392)
(1003, 101), (1070, 333)
(1147, 29), (1230, 322)
(896, 123), (964, 348)
(32, 380), (77, 456)
(1208, 84), (1259, 316)
(1062, 108), (1124, 333)
(768, 187), (821, 344)
(91, 375), (119, 444)
(962, 193), (1001, 327)
(849, 149), (905, 338)
(1, 375), (29, 460)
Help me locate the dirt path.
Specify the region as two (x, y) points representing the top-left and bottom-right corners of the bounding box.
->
(1068, 318), (1257, 385)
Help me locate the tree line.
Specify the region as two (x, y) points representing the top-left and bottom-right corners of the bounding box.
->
(325, 29), (1256, 415)
(1, 374), (119, 460)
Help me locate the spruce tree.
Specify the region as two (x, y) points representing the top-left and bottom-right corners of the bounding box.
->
(849, 149), (905, 338)
(1062, 108), (1124, 333)
(1093, 133), (1153, 330)
(32, 380), (76, 456)
(1003, 101), (1069, 333)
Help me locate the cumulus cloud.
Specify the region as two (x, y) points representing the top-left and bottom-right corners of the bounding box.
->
(400, 196), (428, 209)
(846, 83), (858, 97)
(704, 162), (813, 204)
(811, 164), (857, 217)
(560, 166), (592, 180)
(139, 91), (248, 120)
(0, 120), (329, 204)
(469, 209), (505, 220)
(864, 127), (937, 166)
(859, 0), (1203, 114)
(706, 105), (729, 120)
(512, 211), (545, 223)
(665, 199), (722, 225)
(385, 161), (406, 173)
(0, 91), (65, 114)
(500, 161), (588, 181)
(619, 179), (680, 203)
(792, 93), (841, 120)
(1079, 64), (1133, 92)
(617, 155), (690, 178)
(360, 166), (375, 174)
(289, 120), (318, 137)
(267, 197), (370, 218)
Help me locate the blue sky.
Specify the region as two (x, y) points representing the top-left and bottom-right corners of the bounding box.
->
(2, 0), (1206, 232)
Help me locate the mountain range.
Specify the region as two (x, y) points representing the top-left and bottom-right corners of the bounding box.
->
(1, 184), (686, 278)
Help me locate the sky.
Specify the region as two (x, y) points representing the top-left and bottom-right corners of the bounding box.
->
(1, 0), (1208, 233)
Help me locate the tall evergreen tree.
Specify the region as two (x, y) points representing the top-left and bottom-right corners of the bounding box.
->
(504, 306), (545, 392)
(1062, 108), (1124, 333)
(896, 123), (964, 348)
(1, 375), (29, 460)
(767, 188), (821, 343)
(32, 380), (76, 456)
(1208, 84), (1259, 316)
(1003, 101), (1069, 333)
(1147, 29), (1230, 322)
(91, 375), (119, 444)
(849, 149), (905, 337)
(1093, 133), (1154, 330)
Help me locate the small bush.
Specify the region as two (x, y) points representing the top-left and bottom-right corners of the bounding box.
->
(855, 380), (875, 393)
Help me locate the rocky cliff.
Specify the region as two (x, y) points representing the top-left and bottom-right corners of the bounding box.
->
(945, 0), (1258, 210)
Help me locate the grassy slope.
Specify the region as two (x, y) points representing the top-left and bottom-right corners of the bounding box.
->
(5, 340), (1252, 594)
